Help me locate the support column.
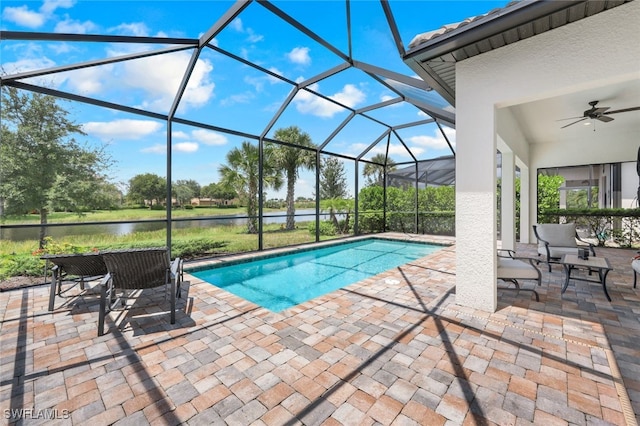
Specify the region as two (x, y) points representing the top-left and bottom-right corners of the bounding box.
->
(519, 163), (530, 244)
(455, 102), (497, 312)
(501, 151), (516, 251)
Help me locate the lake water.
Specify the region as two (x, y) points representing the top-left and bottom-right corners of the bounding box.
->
(0, 210), (341, 241)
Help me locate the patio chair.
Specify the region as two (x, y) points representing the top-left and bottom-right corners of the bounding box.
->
(42, 253), (108, 311)
(98, 247), (183, 336)
(533, 223), (596, 272)
(497, 250), (541, 301)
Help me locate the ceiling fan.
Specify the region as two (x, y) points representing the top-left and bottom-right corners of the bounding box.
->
(559, 100), (640, 129)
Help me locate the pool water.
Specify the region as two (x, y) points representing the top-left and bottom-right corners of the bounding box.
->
(191, 238), (441, 312)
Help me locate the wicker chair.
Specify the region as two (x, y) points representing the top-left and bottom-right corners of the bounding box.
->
(98, 248), (182, 336)
(42, 253), (108, 311)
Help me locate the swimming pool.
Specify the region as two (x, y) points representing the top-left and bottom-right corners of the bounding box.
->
(191, 238), (442, 312)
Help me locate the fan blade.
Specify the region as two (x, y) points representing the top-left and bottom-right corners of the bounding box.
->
(591, 107), (609, 114)
(556, 116), (584, 121)
(561, 117), (588, 128)
(597, 115), (614, 123)
(604, 106), (640, 115)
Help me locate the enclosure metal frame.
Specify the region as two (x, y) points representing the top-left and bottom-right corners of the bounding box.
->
(0, 0), (457, 252)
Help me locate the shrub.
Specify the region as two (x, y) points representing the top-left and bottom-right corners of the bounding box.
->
(358, 211), (384, 233)
(32, 236), (90, 256)
(171, 238), (228, 259)
(0, 255), (44, 280)
(308, 220), (336, 236)
(337, 219), (353, 234)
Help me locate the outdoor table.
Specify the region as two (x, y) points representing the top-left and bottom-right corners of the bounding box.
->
(560, 254), (613, 301)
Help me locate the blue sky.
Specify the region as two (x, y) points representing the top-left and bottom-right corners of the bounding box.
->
(1, 0), (506, 199)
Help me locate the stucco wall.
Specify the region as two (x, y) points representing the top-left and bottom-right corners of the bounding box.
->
(455, 1), (640, 311)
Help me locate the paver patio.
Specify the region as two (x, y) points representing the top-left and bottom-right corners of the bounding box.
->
(1, 234), (639, 425)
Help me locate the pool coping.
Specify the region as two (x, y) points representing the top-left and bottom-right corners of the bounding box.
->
(184, 233), (454, 273)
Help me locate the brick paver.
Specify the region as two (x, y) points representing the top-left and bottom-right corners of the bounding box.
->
(1, 234), (639, 425)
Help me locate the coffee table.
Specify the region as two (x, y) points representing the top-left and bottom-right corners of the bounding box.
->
(560, 254), (613, 301)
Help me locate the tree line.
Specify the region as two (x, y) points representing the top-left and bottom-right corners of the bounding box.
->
(1, 89), (402, 245)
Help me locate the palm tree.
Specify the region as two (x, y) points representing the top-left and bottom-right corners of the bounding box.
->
(363, 153), (396, 186)
(219, 141), (282, 233)
(271, 126), (316, 230)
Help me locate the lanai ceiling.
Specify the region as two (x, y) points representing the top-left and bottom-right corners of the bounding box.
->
(509, 78), (640, 146)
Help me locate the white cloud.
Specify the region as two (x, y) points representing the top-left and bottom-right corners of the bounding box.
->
(243, 68), (284, 92)
(142, 141), (199, 154)
(40, 0), (75, 15)
(109, 22), (149, 37)
(48, 42), (74, 54)
(349, 142), (423, 160)
(2, 0), (74, 29)
(380, 94), (402, 107)
(331, 84), (365, 108)
(172, 131), (189, 139)
(267, 67), (284, 83)
(141, 144), (165, 154)
(174, 142), (198, 153)
(408, 126), (456, 150)
(115, 51), (214, 112)
(287, 47), (310, 66)
(163, 129), (227, 153)
(192, 129), (227, 146)
(229, 18), (262, 43)
(181, 59), (215, 107)
(243, 75), (265, 92)
(66, 64), (113, 95)
(246, 28), (263, 43)
(220, 92), (254, 106)
(387, 143), (425, 158)
(83, 119), (163, 140)
(293, 83), (365, 118)
(54, 16), (97, 33)
(2, 6), (46, 28)
(2, 56), (68, 87)
(230, 18), (243, 32)
(2, 56), (56, 74)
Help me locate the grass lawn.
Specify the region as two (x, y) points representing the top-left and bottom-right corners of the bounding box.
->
(0, 219), (347, 280)
(1, 206), (287, 224)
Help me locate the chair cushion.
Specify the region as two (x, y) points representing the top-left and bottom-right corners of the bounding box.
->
(497, 258), (539, 280)
(537, 223), (577, 248)
(545, 246), (581, 258)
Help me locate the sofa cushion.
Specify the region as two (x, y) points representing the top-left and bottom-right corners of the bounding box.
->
(536, 223), (577, 248)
